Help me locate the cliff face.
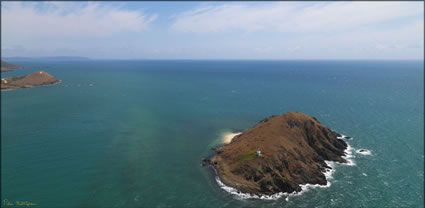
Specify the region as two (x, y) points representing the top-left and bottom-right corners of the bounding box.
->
(1, 71), (58, 90)
(209, 112), (347, 195)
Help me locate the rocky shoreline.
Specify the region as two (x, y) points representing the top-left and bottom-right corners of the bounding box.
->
(203, 112), (349, 196)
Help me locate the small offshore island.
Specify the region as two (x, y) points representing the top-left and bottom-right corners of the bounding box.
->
(205, 112), (349, 196)
(1, 71), (59, 90)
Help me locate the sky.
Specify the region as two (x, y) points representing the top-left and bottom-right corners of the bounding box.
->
(1, 1), (424, 60)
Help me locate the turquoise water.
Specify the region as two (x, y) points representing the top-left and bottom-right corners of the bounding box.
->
(1, 60), (423, 207)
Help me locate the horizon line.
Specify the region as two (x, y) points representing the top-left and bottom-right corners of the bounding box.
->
(2, 57), (424, 61)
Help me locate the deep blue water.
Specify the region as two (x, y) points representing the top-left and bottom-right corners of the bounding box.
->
(1, 60), (424, 207)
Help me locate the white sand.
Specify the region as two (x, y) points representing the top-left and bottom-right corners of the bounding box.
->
(222, 132), (242, 144)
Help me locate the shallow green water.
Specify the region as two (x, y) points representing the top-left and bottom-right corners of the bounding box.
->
(1, 60), (423, 207)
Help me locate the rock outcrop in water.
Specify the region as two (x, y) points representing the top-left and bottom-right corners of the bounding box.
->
(207, 112), (348, 196)
(1, 71), (59, 90)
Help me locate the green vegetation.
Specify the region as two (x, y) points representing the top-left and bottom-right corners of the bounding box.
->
(236, 151), (258, 162)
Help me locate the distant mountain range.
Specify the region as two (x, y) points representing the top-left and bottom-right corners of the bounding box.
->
(2, 56), (91, 62)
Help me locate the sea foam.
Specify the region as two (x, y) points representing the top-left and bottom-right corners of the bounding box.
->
(215, 161), (336, 201)
(356, 149), (372, 155)
(337, 135), (356, 166)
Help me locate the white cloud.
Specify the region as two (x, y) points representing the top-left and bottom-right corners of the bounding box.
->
(1, 2), (157, 39)
(318, 19), (424, 50)
(1, 2), (422, 59)
(171, 2), (423, 33)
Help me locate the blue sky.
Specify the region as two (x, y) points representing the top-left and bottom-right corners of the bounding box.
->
(1, 1), (424, 59)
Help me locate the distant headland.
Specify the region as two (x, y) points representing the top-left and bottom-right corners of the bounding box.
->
(1, 71), (59, 90)
(3, 56), (91, 62)
(1, 61), (22, 72)
(1, 60), (60, 90)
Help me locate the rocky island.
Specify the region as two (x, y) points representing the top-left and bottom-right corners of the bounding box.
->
(1, 71), (59, 90)
(206, 112), (348, 196)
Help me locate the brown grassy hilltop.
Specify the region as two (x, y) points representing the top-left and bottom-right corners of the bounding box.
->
(1, 71), (58, 90)
(208, 112), (348, 196)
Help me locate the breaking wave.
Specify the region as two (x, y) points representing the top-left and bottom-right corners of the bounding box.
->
(214, 133), (358, 201)
(215, 161), (336, 201)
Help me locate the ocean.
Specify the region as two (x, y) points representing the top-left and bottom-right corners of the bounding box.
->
(1, 60), (423, 207)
